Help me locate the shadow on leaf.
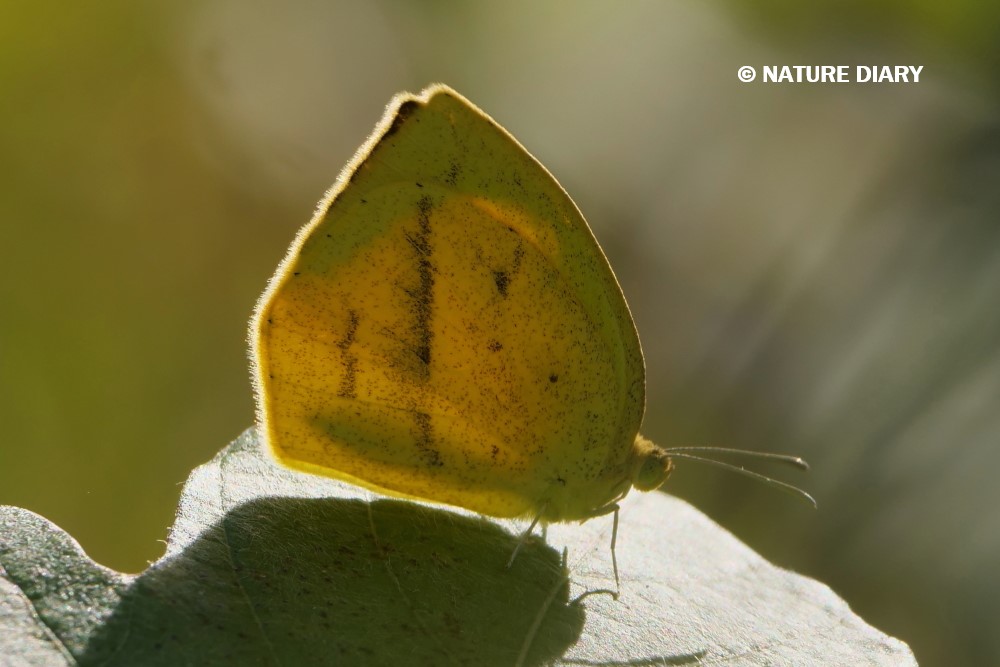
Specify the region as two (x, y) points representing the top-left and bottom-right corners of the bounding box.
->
(80, 496), (584, 666)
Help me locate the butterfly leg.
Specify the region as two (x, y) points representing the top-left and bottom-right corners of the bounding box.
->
(506, 503), (547, 570)
(583, 502), (621, 589)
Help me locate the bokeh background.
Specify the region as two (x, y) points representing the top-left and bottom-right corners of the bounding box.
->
(2, 2), (997, 664)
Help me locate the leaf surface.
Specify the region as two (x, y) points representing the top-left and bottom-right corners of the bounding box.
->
(0, 429), (917, 666)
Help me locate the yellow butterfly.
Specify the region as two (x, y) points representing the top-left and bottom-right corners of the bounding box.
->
(251, 84), (811, 582)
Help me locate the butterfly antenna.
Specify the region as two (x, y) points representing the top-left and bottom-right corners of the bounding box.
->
(665, 446), (810, 471)
(664, 450), (817, 508)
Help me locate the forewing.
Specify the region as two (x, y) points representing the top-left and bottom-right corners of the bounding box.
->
(253, 85), (645, 518)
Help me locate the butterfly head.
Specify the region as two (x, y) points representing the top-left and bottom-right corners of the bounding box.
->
(630, 434), (674, 492)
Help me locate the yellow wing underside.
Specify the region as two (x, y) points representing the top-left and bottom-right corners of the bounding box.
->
(253, 86), (644, 521)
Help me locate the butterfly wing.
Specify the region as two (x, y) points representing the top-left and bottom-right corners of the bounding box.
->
(253, 85), (644, 520)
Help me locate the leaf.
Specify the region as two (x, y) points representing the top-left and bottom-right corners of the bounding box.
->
(0, 429), (916, 666)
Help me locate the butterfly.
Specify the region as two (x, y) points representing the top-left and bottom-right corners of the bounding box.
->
(251, 84), (813, 584)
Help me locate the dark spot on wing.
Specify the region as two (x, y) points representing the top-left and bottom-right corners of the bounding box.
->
(337, 310), (360, 399)
(493, 270), (510, 297)
(490, 242), (523, 299)
(444, 162), (461, 187)
(408, 196), (435, 373)
(413, 411), (443, 467)
(487, 340), (503, 352)
(512, 243), (524, 271)
(385, 99), (419, 139)
(549, 373), (559, 383)
(339, 357), (358, 399)
(336, 310), (359, 351)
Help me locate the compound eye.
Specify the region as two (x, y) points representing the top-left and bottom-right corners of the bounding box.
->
(633, 452), (674, 491)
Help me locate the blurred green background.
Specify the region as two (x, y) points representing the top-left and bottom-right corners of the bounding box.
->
(2, 2), (997, 664)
